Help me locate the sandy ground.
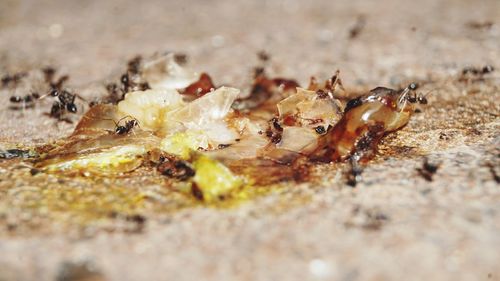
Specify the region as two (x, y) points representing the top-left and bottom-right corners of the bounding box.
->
(0, 0), (499, 280)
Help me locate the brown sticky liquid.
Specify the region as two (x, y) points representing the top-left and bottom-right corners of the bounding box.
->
(313, 92), (413, 163)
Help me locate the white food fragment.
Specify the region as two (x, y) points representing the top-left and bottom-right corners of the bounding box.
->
(117, 88), (184, 131)
(166, 86), (241, 145)
(168, 86), (239, 124)
(277, 87), (341, 128)
(278, 126), (318, 153)
(142, 53), (198, 90)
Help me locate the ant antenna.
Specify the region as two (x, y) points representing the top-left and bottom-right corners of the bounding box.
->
(38, 88), (58, 100)
(102, 118), (119, 127)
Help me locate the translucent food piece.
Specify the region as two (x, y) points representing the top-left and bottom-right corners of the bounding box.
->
(166, 86), (241, 145)
(36, 131), (161, 175)
(278, 126), (318, 153)
(41, 145), (147, 175)
(167, 86), (239, 125)
(142, 53), (198, 90)
(207, 134), (269, 161)
(277, 88), (341, 127)
(73, 104), (119, 135)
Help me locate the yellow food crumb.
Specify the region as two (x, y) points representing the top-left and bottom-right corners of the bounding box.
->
(160, 132), (207, 159)
(192, 154), (244, 202)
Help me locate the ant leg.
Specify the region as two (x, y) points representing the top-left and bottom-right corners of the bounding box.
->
(21, 98), (26, 116)
(101, 118), (119, 127)
(74, 93), (87, 102)
(344, 124), (385, 186)
(116, 115), (131, 125)
(346, 154), (363, 186)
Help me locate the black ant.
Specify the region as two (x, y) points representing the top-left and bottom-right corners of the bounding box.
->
(1, 72), (27, 88)
(257, 50), (270, 62)
(127, 55), (142, 75)
(92, 56), (150, 105)
(157, 155), (195, 181)
(459, 65), (495, 83)
(89, 82), (125, 107)
(41, 89), (82, 121)
(405, 83), (429, 105)
(417, 157), (441, 181)
(119, 56), (150, 95)
(42, 66), (56, 83)
(105, 116), (140, 135)
(49, 75), (69, 92)
(120, 73), (131, 94)
(9, 92), (40, 110)
(173, 53), (188, 65)
(120, 73), (149, 94)
(462, 65), (494, 76)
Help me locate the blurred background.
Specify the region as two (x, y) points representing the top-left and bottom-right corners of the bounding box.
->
(1, 0), (499, 88)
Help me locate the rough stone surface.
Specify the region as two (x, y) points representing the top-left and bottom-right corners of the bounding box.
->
(0, 0), (499, 280)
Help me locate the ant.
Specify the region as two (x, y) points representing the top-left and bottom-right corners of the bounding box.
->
(127, 56), (142, 75)
(42, 89), (82, 121)
(173, 53), (188, 65)
(49, 75), (69, 92)
(417, 157), (441, 181)
(459, 65), (495, 83)
(1, 72), (27, 88)
(92, 56), (150, 105)
(9, 92), (40, 111)
(157, 155), (195, 181)
(41, 66), (70, 95)
(89, 82), (124, 107)
(42, 66), (56, 83)
(405, 83), (428, 105)
(119, 56), (150, 95)
(105, 116), (140, 135)
(120, 73), (149, 94)
(462, 65), (494, 76)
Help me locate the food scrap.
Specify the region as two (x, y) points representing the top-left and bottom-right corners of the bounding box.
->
(3, 52), (430, 202)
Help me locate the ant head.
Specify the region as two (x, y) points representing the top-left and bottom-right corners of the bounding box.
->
(121, 74), (129, 84)
(417, 94), (428, 105)
(408, 83), (418, 91)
